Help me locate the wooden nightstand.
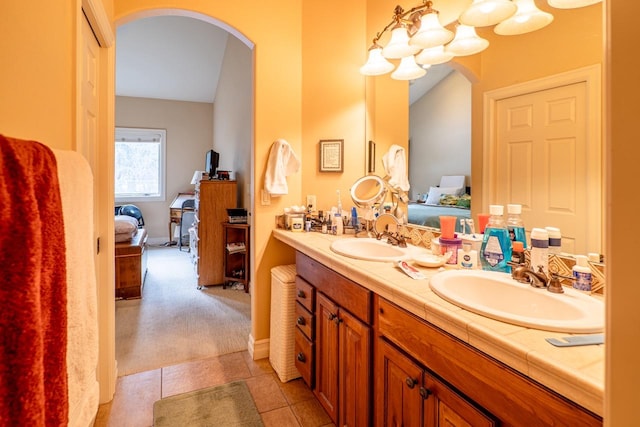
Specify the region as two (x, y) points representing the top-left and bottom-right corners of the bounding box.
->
(222, 223), (250, 292)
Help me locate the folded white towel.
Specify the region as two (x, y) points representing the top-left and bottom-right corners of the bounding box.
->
(382, 144), (410, 192)
(265, 138), (300, 196)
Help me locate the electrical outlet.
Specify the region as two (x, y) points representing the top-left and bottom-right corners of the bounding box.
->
(306, 195), (317, 212)
(261, 189), (271, 206)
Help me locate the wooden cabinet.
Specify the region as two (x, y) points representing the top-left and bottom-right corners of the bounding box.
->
(194, 180), (237, 288)
(295, 251), (372, 426)
(222, 223), (249, 292)
(114, 228), (148, 299)
(376, 296), (602, 427)
(377, 338), (496, 427)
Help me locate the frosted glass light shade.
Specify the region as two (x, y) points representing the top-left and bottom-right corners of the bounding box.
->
(494, 0), (554, 35)
(391, 56), (427, 80)
(445, 25), (489, 56)
(459, 0), (517, 27)
(382, 25), (421, 59)
(415, 45), (455, 65)
(360, 46), (395, 76)
(548, 0), (601, 8)
(409, 12), (454, 49)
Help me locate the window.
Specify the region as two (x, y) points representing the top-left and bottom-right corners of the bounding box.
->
(115, 127), (166, 202)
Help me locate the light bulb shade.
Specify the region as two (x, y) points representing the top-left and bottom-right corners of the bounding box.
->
(547, 0), (601, 8)
(494, 0), (554, 35)
(415, 45), (455, 65)
(360, 46), (395, 76)
(459, 0), (517, 27)
(409, 12), (454, 49)
(391, 56), (427, 80)
(382, 26), (421, 59)
(445, 25), (489, 56)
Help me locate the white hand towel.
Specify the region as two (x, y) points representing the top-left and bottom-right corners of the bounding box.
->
(265, 138), (300, 196)
(382, 144), (410, 192)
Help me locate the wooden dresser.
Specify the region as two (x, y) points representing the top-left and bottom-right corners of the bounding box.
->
(194, 180), (237, 288)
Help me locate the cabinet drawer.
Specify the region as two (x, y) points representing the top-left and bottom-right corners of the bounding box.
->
(295, 302), (314, 340)
(295, 276), (315, 312)
(294, 328), (315, 388)
(296, 251), (371, 323)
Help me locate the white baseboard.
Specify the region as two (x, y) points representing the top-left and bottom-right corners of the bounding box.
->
(248, 334), (270, 360)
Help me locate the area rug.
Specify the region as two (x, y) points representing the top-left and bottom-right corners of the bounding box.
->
(153, 381), (264, 426)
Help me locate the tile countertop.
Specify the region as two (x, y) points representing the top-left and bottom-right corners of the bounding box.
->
(272, 228), (604, 417)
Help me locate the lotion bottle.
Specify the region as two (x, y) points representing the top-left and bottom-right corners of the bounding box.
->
(572, 255), (592, 291)
(529, 228), (549, 276)
(457, 243), (478, 270)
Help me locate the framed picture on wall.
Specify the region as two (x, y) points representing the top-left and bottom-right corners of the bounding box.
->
(319, 139), (344, 173)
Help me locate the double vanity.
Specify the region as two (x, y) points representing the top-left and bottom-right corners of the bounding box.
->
(273, 228), (604, 426)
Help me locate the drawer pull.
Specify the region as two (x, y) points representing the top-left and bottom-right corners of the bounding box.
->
(406, 377), (418, 389)
(297, 290), (306, 298)
(297, 352), (306, 363)
(419, 387), (432, 400)
(297, 316), (306, 326)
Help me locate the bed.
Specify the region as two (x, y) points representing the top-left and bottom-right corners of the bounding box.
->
(408, 175), (470, 231)
(408, 203), (471, 231)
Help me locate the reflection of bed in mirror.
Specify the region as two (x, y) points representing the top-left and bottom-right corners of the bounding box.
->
(408, 203), (470, 232)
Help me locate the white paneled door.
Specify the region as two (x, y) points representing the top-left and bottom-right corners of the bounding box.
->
(493, 79), (599, 255)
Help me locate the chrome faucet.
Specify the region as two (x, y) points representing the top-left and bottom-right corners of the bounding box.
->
(377, 230), (407, 248)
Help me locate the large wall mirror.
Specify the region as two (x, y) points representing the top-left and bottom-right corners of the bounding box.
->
(365, 0), (603, 255)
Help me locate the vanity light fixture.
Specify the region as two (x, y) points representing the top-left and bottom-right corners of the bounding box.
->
(361, 0), (602, 80)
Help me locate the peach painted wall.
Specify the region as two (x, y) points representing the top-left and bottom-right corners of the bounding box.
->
(301, 0), (368, 212)
(0, 1), (76, 149)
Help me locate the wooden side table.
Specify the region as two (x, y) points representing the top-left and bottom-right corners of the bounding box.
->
(222, 223), (250, 292)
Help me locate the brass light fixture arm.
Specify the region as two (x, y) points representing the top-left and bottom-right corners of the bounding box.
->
(371, 0), (437, 45)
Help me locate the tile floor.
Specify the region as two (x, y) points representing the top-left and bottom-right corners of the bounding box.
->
(93, 351), (333, 427)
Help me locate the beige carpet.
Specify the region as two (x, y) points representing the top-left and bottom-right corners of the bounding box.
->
(116, 246), (251, 376)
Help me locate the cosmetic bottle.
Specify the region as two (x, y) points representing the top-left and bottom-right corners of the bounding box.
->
(507, 204), (527, 248)
(529, 228), (549, 276)
(546, 227), (562, 254)
(480, 205), (512, 272)
(572, 255), (592, 291)
(457, 242), (478, 270)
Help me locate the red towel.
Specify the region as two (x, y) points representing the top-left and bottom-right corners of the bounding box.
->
(0, 135), (68, 426)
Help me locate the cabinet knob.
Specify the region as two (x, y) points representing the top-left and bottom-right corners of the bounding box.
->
(406, 377), (418, 389)
(297, 352), (306, 363)
(328, 313), (337, 321)
(297, 290), (306, 298)
(419, 387), (432, 400)
(297, 316), (306, 326)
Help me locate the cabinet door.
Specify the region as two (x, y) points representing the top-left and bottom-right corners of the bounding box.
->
(315, 293), (339, 422)
(339, 309), (371, 427)
(423, 371), (496, 427)
(377, 339), (424, 427)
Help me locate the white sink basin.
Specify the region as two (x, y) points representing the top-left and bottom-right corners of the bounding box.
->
(429, 270), (604, 333)
(330, 238), (423, 262)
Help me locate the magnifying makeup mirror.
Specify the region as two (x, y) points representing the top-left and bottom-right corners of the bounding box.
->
(350, 175), (387, 209)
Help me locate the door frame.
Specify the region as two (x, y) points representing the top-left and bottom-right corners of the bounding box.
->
(482, 64), (602, 253)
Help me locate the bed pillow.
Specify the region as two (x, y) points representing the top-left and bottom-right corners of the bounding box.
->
(425, 186), (460, 205)
(115, 215), (139, 234)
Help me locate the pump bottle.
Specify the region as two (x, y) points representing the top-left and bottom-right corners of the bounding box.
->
(529, 228), (549, 276)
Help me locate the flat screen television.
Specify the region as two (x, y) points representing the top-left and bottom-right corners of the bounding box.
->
(205, 150), (219, 179)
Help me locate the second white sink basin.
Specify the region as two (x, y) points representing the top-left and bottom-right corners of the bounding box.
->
(330, 237), (423, 262)
(429, 270), (604, 333)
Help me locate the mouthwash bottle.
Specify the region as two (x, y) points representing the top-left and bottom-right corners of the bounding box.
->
(480, 205), (512, 272)
(507, 204), (527, 248)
